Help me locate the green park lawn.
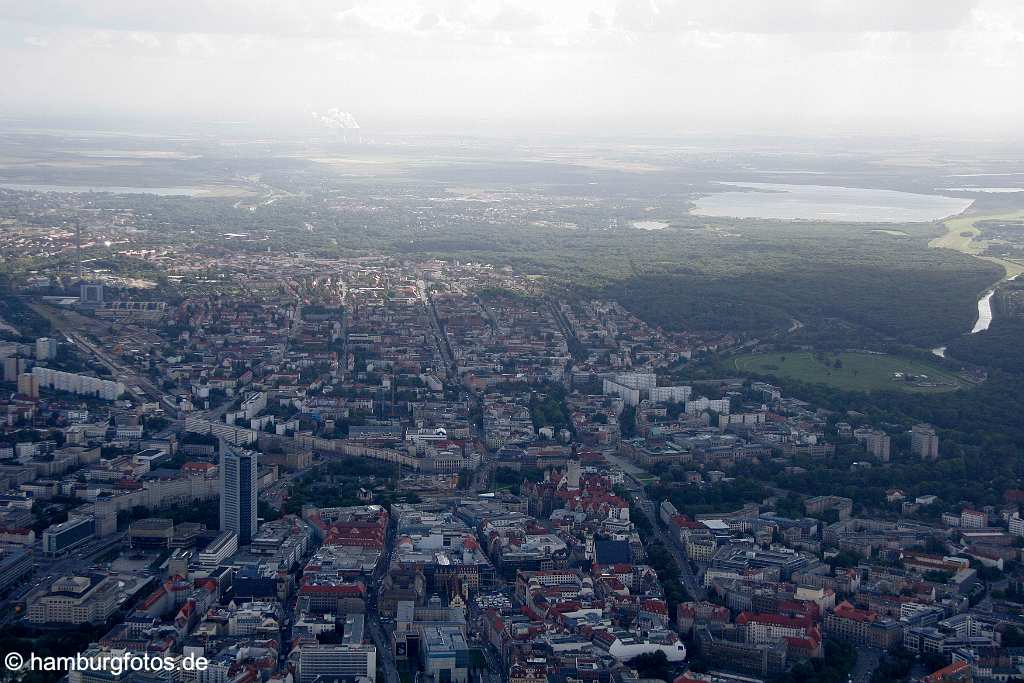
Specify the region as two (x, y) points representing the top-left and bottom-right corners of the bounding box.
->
(732, 351), (967, 393)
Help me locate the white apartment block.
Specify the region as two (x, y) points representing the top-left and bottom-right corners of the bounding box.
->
(298, 644), (376, 683)
(685, 397), (731, 415)
(1009, 515), (1024, 537)
(613, 373), (657, 390)
(649, 386), (693, 403)
(603, 379), (640, 407)
(911, 424), (939, 460)
(32, 367), (124, 400)
(960, 509), (987, 529)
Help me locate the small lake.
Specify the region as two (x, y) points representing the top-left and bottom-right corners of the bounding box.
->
(939, 187), (1024, 193)
(692, 182), (973, 223)
(632, 220), (670, 231)
(0, 182), (208, 196)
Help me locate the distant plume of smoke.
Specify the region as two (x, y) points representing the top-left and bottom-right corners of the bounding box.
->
(311, 108), (360, 129)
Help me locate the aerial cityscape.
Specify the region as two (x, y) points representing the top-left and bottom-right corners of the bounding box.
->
(2, 3), (1024, 683)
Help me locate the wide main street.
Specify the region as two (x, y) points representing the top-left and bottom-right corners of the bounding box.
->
(602, 451), (707, 602)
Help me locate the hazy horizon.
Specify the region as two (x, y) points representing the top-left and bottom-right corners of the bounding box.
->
(2, 0), (1024, 139)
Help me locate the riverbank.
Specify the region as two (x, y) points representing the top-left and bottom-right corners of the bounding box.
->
(930, 210), (1024, 280)
(928, 210), (1024, 356)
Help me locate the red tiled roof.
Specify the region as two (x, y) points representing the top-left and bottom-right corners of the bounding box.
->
(832, 601), (877, 623)
(642, 599), (668, 615)
(299, 582), (365, 596)
(736, 611), (813, 629)
(140, 586), (167, 609)
(922, 660), (970, 683)
(1003, 490), (1024, 503)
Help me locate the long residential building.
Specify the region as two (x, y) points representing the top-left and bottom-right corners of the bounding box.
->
(0, 549), (33, 593)
(32, 367), (124, 400)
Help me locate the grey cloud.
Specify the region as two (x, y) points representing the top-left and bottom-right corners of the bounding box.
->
(614, 0), (979, 34)
(0, 0), (357, 37)
(415, 12), (441, 31)
(0, 0), (1021, 138)
(488, 5), (544, 32)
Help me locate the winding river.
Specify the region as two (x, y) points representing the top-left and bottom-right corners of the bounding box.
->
(971, 290), (995, 334)
(931, 287), (1001, 358)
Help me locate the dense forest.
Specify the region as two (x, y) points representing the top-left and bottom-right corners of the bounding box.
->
(391, 217), (999, 345)
(946, 317), (1024, 374)
(2, 161), (1002, 349)
(715, 368), (1024, 512)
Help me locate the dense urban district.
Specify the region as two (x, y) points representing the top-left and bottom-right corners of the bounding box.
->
(2, 142), (1024, 683)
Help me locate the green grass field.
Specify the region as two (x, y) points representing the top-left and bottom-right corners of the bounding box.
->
(931, 210), (1024, 280)
(732, 351), (967, 393)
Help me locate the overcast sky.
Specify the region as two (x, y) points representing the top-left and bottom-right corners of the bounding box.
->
(1, 0), (1022, 137)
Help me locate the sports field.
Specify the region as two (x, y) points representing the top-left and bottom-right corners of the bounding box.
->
(732, 351), (967, 392)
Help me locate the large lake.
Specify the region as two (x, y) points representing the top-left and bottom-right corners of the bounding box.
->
(692, 182), (973, 223)
(0, 182), (208, 196)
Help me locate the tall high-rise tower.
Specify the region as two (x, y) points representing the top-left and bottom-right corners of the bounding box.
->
(911, 424), (939, 460)
(219, 443), (258, 544)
